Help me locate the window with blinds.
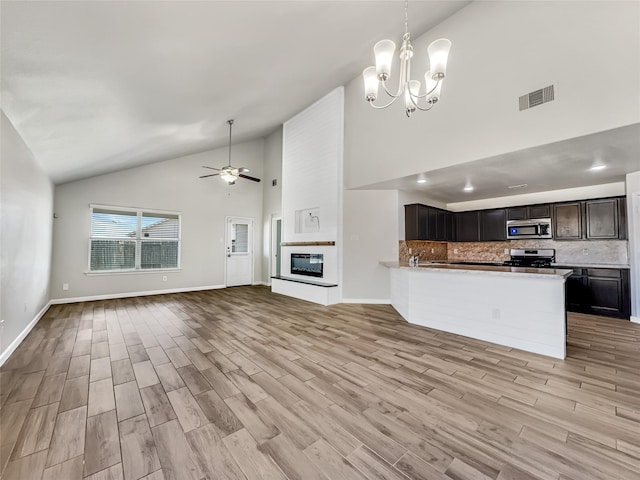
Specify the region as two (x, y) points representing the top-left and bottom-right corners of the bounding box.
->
(231, 223), (249, 253)
(89, 205), (180, 272)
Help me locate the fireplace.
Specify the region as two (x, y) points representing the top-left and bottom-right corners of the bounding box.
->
(291, 253), (324, 278)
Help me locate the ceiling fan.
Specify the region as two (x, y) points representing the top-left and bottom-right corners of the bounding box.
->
(199, 119), (261, 185)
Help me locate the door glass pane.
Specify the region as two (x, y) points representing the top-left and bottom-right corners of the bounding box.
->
(232, 224), (248, 253)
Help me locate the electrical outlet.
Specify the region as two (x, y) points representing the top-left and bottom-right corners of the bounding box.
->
(454, 248), (459, 254)
(492, 308), (501, 320)
(162, 276), (167, 281)
(504, 249), (509, 254)
(431, 248), (435, 254)
(62, 283), (69, 291)
(408, 248), (412, 254)
(582, 248), (589, 256)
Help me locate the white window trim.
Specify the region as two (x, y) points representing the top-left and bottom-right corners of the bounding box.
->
(88, 204), (182, 274)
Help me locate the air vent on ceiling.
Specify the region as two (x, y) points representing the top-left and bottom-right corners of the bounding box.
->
(519, 85), (554, 111)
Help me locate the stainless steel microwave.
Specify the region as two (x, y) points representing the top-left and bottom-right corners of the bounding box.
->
(506, 218), (552, 239)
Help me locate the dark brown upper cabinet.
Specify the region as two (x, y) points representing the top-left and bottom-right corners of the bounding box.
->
(507, 204), (551, 220)
(586, 198), (626, 240)
(445, 212), (456, 242)
(528, 204), (552, 219)
(553, 202), (583, 240)
(405, 204), (452, 241)
(554, 197), (626, 240)
(480, 209), (507, 241)
(506, 206), (527, 220)
(405, 204), (429, 240)
(456, 211), (480, 242)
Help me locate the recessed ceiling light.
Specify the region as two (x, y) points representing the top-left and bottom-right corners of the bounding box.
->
(589, 164), (606, 171)
(508, 183), (528, 189)
(417, 179), (427, 184)
(463, 185), (474, 192)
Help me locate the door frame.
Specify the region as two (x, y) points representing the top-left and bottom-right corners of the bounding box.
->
(631, 193), (640, 322)
(224, 216), (254, 287)
(270, 215), (282, 282)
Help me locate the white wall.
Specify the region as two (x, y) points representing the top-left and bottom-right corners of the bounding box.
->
(1, 111), (53, 360)
(51, 139), (264, 300)
(342, 190), (398, 302)
(344, 1), (640, 189)
(261, 127), (283, 283)
(281, 87), (344, 286)
(626, 171), (640, 321)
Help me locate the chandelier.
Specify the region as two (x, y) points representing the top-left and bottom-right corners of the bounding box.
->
(363, 0), (452, 117)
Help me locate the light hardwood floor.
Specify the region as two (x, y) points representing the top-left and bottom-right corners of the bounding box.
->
(1, 286), (639, 479)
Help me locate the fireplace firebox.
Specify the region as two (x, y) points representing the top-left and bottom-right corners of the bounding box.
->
(291, 253), (324, 278)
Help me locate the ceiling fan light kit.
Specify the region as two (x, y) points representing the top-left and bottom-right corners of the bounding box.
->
(363, 0), (451, 117)
(199, 119), (261, 185)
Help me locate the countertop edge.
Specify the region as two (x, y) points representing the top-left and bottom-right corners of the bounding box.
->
(379, 261), (573, 278)
(552, 263), (630, 269)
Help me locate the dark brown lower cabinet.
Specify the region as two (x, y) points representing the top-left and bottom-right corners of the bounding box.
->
(566, 268), (588, 311)
(565, 267), (630, 319)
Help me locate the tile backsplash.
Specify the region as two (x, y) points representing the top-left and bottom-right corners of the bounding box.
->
(399, 240), (447, 263)
(399, 239), (628, 265)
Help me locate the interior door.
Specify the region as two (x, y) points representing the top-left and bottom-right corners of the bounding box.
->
(271, 218), (282, 278)
(225, 217), (253, 287)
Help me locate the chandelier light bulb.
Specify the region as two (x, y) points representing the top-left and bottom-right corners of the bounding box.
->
(374, 39), (396, 80)
(363, 67), (379, 101)
(427, 38), (452, 79)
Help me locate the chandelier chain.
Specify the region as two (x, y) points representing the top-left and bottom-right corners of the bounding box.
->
(404, 0), (409, 35)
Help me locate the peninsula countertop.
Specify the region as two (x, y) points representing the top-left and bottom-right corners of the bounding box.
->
(380, 260), (573, 278)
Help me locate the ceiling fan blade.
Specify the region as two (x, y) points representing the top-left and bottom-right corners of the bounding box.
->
(239, 173), (261, 182)
(202, 166), (220, 170)
(199, 173), (220, 178)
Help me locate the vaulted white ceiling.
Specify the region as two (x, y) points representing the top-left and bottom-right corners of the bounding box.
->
(1, 0), (470, 184)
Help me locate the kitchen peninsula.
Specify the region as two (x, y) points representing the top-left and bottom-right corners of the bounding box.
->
(381, 261), (572, 359)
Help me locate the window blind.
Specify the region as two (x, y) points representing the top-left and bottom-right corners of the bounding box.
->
(232, 224), (249, 253)
(89, 206), (180, 272)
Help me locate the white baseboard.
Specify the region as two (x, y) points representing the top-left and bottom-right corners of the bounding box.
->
(631, 315), (640, 324)
(50, 284), (226, 305)
(0, 301), (52, 367)
(342, 298), (391, 305)
(252, 281), (270, 286)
